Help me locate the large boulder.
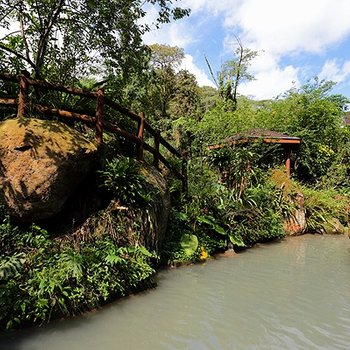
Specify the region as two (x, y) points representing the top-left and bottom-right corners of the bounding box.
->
(0, 118), (98, 222)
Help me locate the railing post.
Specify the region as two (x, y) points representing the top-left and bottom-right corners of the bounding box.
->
(17, 70), (30, 118)
(285, 145), (291, 178)
(181, 150), (188, 194)
(95, 88), (104, 144)
(137, 112), (145, 161)
(153, 130), (160, 169)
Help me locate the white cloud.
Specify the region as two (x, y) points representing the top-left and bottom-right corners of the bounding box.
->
(223, 0), (350, 55)
(141, 5), (195, 49)
(143, 0), (350, 99)
(240, 64), (299, 100)
(319, 59), (350, 83)
(180, 54), (216, 87)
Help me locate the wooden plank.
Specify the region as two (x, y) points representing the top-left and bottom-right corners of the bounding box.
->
(159, 135), (182, 158)
(95, 88), (104, 144)
(104, 96), (140, 122)
(17, 71), (30, 118)
(263, 138), (301, 144)
(137, 112), (145, 160)
(143, 142), (183, 180)
(0, 98), (17, 106)
(158, 152), (183, 180)
(0, 72), (19, 82)
(153, 130), (160, 169)
(34, 104), (96, 123)
(105, 96), (182, 158)
(208, 137), (301, 150)
(26, 77), (97, 98)
(103, 120), (141, 144)
(285, 146), (291, 177)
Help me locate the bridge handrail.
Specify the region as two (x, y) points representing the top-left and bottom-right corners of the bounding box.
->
(0, 71), (187, 192)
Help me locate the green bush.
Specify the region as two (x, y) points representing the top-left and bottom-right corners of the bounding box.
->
(99, 157), (153, 206)
(0, 222), (155, 330)
(302, 187), (350, 233)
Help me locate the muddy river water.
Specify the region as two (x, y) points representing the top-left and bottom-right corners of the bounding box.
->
(1, 234), (350, 349)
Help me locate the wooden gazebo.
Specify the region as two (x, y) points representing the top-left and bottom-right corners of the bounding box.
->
(208, 129), (301, 177)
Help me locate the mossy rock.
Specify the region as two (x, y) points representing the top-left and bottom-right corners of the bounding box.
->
(0, 118), (98, 222)
(322, 218), (346, 235)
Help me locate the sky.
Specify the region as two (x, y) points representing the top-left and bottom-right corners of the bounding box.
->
(142, 0), (350, 100)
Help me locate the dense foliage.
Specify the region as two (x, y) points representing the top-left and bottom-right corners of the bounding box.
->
(0, 221), (155, 329)
(1, 6), (350, 329)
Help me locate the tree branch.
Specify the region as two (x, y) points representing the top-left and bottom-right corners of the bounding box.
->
(35, 0), (65, 74)
(0, 42), (38, 75)
(18, 0), (32, 66)
(0, 30), (21, 41)
(0, 0), (22, 23)
(204, 55), (218, 88)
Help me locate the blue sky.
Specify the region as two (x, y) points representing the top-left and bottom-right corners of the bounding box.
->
(143, 0), (350, 100)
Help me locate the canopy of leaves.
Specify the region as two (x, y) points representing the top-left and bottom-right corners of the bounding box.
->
(0, 0), (190, 83)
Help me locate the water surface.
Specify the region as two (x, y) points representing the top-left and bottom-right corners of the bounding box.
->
(1, 234), (350, 349)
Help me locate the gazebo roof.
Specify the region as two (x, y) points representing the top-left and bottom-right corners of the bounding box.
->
(208, 128), (301, 150)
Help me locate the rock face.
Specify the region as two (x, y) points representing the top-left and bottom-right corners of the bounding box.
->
(139, 165), (171, 253)
(0, 118), (98, 222)
(284, 192), (307, 236)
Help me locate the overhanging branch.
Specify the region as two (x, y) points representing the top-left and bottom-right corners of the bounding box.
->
(0, 43), (38, 75)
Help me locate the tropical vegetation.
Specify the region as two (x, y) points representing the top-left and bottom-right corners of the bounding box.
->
(1, 0), (350, 330)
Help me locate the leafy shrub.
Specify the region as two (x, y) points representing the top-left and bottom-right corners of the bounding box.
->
(99, 157), (153, 206)
(0, 222), (155, 330)
(163, 159), (287, 264)
(302, 187), (350, 233)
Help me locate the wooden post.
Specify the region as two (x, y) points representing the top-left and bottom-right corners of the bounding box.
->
(153, 130), (160, 169)
(181, 150), (188, 194)
(137, 112), (145, 161)
(95, 88), (104, 144)
(285, 145), (291, 177)
(17, 70), (30, 118)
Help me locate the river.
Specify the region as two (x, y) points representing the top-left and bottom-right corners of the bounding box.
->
(1, 234), (350, 350)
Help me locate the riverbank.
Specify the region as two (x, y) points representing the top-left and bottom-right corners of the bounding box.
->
(1, 234), (349, 350)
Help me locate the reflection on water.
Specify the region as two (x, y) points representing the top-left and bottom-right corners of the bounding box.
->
(1, 234), (350, 350)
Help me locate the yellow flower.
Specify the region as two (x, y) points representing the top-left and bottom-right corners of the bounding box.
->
(199, 246), (208, 260)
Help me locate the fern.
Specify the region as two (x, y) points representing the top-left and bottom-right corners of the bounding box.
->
(0, 253), (26, 280)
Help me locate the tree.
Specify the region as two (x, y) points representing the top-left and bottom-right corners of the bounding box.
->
(148, 44), (184, 122)
(170, 69), (200, 150)
(219, 37), (257, 110)
(169, 70), (199, 120)
(198, 85), (218, 115)
(269, 78), (347, 182)
(0, 0), (190, 82)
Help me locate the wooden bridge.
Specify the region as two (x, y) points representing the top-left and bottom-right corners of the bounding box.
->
(0, 71), (187, 192)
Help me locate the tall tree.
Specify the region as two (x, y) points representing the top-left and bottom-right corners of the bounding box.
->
(148, 44), (184, 121)
(170, 69), (200, 150)
(218, 37), (257, 110)
(0, 0), (190, 82)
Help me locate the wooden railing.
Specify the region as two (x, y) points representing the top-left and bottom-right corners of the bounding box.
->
(0, 71), (188, 192)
